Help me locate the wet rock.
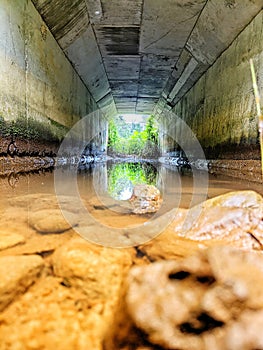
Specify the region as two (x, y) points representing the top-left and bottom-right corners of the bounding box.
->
(9, 194), (83, 214)
(52, 238), (132, 317)
(0, 231), (25, 251)
(176, 190), (263, 250)
(124, 246), (263, 350)
(0, 231), (75, 257)
(0, 255), (44, 311)
(130, 184), (162, 214)
(138, 208), (204, 260)
(0, 277), (105, 350)
(29, 209), (78, 233)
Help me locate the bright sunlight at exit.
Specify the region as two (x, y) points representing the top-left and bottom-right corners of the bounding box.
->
(107, 114), (159, 158)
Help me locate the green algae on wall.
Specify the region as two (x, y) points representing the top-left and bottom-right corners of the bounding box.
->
(161, 10), (263, 159)
(0, 0), (107, 155)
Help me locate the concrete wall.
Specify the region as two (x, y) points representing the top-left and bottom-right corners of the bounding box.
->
(159, 9), (263, 162)
(0, 0), (106, 156)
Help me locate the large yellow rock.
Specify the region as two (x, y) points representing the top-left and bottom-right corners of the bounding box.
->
(0, 255), (44, 311)
(0, 277), (106, 350)
(52, 238), (132, 317)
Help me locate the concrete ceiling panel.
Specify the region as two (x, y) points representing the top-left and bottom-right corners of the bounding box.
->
(162, 49), (193, 98)
(186, 0), (263, 65)
(94, 26), (140, 56)
(65, 26), (111, 103)
(136, 97), (159, 114)
(114, 96), (137, 113)
(138, 79), (166, 98)
(103, 56), (141, 80)
(97, 0), (143, 26)
(110, 80), (138, 97)
(140, 0), (206, 57)
(32, 0), (89, 46)
(97, 93), (117, 118)
(138, 54), (175, 98)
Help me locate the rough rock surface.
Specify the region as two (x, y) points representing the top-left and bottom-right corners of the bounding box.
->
(0, 277), (106, 350)
(53, 238), (133, 318)
(140, 191), (263, 262)
(29, 209), (78, 233)
(0, 231), (25, 251)
(125, 246), (263, 350)
(177, 191), (263, 249)
(0, 255), (44, 311)
(2, 190), (263, 349)
(130, 184), (162, 214)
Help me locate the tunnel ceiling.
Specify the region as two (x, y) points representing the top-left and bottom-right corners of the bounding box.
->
(32, 0), (263, 118)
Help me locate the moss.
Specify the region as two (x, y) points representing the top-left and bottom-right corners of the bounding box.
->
(0, 116), (69, 142)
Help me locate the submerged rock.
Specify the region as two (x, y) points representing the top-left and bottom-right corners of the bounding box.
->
(125, 246), (263, 350)
(29, 209), (78, 233)
(129, 184), (162, 214)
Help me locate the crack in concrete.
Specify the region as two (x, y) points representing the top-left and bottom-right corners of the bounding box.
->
(143, 11), (201, 51)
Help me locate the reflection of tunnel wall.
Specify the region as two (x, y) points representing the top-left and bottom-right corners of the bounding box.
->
(0, 0), (107, 156)
(159, 10), (263, 161)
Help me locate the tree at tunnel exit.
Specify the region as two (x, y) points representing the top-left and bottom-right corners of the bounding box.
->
(107, 115), (159, 157)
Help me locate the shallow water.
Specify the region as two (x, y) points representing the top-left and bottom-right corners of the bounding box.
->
(1, 160), (262, 223)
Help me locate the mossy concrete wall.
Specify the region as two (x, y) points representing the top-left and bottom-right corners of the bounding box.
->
(160, 10), (263, 161)
(0, 0), (106, 156)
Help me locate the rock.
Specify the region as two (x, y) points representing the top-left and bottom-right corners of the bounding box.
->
(124, 246), (263, 350)
(138, 208), (204, 260)
(52, 238), (132, 318)
(129, 184), (162, 214)
(220, 310), (263, 350)
(29, 209), (78, 233)
(0, 277), (106, 350)
(176, 190), (263, 250)
(0, 231), (75, 257)
(9, 194), (84, 213)
(0, 255), (44, 311)
(0, 232), (25, 251)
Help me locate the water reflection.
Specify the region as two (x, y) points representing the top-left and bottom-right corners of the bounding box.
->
(107, 162), (158, 200)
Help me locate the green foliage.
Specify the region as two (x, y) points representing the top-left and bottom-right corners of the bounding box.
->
(107, 162), (157, 199)
(108, 115), (159, 157)
(108, 118), (119, 148)
(0, 116), (68, 142)
(145, 115), (158, 144)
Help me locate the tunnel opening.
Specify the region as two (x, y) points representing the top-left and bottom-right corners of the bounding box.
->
(107, 114), (159, 159)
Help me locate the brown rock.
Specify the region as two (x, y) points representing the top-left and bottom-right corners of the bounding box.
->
(125, 246), (263, 350)
(0, 255), (44, 311)
(52, 238), (132, 317)
(0, 232), (25, 251)
(130, 184), (162, 214)
(0, 231), (75, 257)
(138, 208), (204, 261)
(29, 209), (78, 233)
(0, 277), (105, 350)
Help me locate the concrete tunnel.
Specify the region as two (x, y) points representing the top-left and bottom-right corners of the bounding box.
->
(2, 2), (263, 349)
(1, 0), (263, 181)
